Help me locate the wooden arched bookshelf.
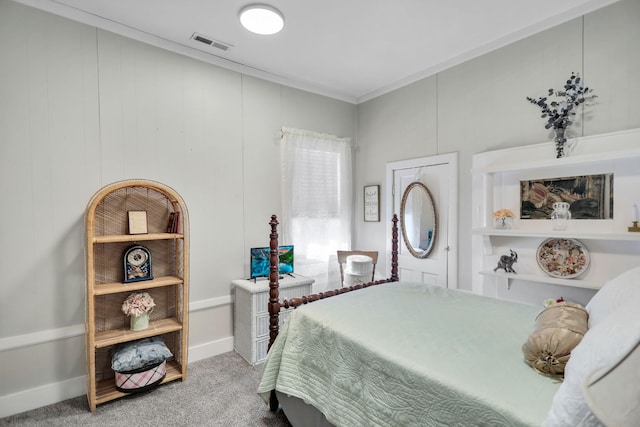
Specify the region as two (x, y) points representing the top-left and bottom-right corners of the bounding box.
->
(84, 180), (189, 412)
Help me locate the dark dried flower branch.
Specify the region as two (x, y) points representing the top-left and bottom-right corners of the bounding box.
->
(526, 72), (597, 131)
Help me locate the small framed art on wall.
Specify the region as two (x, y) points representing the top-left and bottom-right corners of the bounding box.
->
(364, 185), (380, 222)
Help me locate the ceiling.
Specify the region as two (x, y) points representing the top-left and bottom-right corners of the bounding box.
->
(17, 0), (618, 104)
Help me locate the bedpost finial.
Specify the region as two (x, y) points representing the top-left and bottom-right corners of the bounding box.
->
(269, 215), (279, 237)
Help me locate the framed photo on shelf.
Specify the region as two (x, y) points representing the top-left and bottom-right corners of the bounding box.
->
(364, 185), (380, 222)
(127, 211), (148, 234)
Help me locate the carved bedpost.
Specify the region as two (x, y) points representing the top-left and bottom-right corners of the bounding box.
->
(267, 215), (280, 351)
(267, 215), (281, 412)
(391, 214), (399, 282)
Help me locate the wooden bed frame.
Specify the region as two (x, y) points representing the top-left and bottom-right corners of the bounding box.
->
(265, 214), (400, 411)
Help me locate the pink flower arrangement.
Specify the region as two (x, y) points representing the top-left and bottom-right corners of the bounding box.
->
(121, 292), (155, 317)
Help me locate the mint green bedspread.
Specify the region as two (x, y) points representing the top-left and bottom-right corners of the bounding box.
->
(258, 282), (560, 426)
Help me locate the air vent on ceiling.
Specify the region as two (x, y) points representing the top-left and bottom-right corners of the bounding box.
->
(191, 33), (233, 51)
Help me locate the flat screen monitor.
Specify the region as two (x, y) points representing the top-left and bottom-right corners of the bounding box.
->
(250, 245), (294, 278)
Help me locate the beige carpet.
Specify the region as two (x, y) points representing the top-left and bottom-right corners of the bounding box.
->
(0, 351), (290, 426)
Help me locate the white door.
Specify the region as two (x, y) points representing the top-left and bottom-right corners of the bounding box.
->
(386, 153), (458, 288)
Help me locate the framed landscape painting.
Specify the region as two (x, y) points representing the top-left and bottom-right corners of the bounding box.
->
(520, 173), (613, 220)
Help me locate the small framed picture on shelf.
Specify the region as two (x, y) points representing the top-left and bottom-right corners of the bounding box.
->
(127, 211), (148, 234)
(364, 185), (380, 222)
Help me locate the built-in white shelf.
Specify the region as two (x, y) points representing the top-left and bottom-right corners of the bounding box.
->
(471, 128), (640, 175)
(472, 147), (640, 175)
(479, 270), (601, 290)
(471, 127), (640, 299)
(473, 228), (640, 241)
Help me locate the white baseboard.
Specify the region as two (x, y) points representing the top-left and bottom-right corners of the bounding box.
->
(0, 375), (86, 419)
(188, 336), (235, 363)
(0, 336), (235, 418)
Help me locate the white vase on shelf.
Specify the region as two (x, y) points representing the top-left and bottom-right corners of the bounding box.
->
(550, 202), (571, 231)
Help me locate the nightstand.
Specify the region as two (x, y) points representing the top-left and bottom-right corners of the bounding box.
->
(232, 274), (314, 365)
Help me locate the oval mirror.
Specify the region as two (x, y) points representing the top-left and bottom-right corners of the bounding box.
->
(400, 181), (438, 258)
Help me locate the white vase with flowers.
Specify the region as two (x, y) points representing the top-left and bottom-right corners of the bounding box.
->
(122, 292), (156, 331)
(493, 208), (515, 229)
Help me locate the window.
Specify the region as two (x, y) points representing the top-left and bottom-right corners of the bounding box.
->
(281, 127), (352, 291)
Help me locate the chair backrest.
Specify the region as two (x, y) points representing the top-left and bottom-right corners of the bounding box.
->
(337, 250), (379, 285)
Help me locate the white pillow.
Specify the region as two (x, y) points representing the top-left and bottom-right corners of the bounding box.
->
(585, 266), (640, 328)
(582, 339), (640, 426)
(543, 299), (640, 427)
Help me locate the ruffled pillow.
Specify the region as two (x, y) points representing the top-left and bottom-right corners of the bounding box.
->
(111, 336), (173, 372)
(522, 302), (588, 378)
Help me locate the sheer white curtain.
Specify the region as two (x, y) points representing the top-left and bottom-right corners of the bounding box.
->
(280, 127), (352, 292)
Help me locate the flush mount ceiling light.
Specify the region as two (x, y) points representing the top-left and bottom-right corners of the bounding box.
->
(239, 4), (284, 35)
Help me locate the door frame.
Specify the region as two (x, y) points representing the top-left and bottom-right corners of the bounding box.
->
(385, 152), (458, 288)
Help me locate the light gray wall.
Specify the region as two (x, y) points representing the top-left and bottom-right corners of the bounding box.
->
(355, 78), (438, 263)
(0, 0), (356, 415)
(356, 0), (640, 290)
(1, 0), (639, 416)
